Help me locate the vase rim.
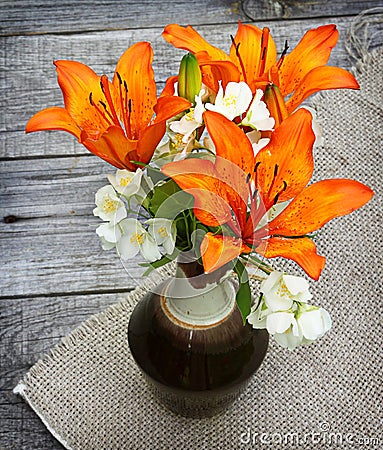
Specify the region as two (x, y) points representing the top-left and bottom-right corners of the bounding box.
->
(160, 278), (237, 329)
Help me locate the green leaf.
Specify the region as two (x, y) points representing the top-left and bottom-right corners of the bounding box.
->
(233, 260), (252, 325)
(140, 251), (178, 276)
(148, 179), (194, 219)
(147, 165), (168, 185)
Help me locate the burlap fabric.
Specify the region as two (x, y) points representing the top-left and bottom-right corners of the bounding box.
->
(14, 39), (382, 450)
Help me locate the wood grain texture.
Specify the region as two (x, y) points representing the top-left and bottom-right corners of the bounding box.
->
(0, 0), (245, 36)
(0, 155), (147, 297)
(1, 0), (378, 36)
(243, 0), (382, 20)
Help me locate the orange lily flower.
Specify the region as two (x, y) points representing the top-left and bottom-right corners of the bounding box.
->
(163, 23), (359, 124)
(162, 109), (373, 280)
(26, 42), (191, 170)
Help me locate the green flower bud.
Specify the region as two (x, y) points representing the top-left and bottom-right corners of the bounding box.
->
(177, 53), (202, 104)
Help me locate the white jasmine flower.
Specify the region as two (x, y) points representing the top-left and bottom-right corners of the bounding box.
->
(241, 89), (275, 131)
(146, 218), (176, 255)
(252, 138), (270, 155)
(261, 271), (313, 311)
(107, 169), (142, 196)
(152, 140), (174, 167)
(153, 135), (197, 166)
(247, 271), (332, 350)
(203, 135), (215, 152)
(273, 306), (331, 350)
(205, 81), (252, 121)
(96, 222), (121, 251)
(96, 221), (121, 243)
(107, 168), (153, 203)
(98, 238), (116, 251)
(266, 311), (297, 335)
(93, 185), (127, 224)
(117, 218), (161, 262)
(169, 89), (205, 143)
(297, 305), (332, 341)
(273, 327), (303, 350)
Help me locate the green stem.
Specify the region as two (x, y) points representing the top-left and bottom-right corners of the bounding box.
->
(183, 213), (192, 248)
(241, 254), (274, 275)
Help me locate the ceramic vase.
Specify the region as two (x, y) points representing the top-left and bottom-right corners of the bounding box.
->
(128, 252), (268, 418)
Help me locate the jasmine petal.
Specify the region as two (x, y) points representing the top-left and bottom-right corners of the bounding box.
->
(266, 311), (296, 334)
(146, 218), (176, 255)
(205, 81), (253, 121)
(117, 218), (161, 262)
(241, 89), (275, 131)
(93, 185), (127, 224)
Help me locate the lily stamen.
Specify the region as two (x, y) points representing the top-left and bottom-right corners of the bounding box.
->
(89, 92), (115, 127)
(273, 181), (288, 205)
(254, 161), (261, 185)
(266, 163), (279, 200)
(115, 71), (134, 138)
(230, 34), (248, 85)
(99, 99), (118, 124)
(277, 40), (289, 69)
(115, 71), (129, 133)
(258, 28), (270, 77)
(100, 75), (120, 127)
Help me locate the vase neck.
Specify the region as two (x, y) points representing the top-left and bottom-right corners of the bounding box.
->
(161, 262), (236, 328)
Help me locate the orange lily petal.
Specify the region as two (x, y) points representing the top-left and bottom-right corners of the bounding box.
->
(268, 179), (374, 236)
(134, 96), (191, 163)
(159, 75), (178, 97)
(204, 111), (254, 175)
(81, 126), (137, 170)
(136, 95), (191, 163)
(113, 42), (157, 140)
(255, 108), (315, 209)
(257, 236), (326, 280)
(161, 158), (233, 226)
(136, 122), (166, 165)
(153, 95), (191, 124)
(204, 111), (254, 225)
(54, 60), (108, 136)
(25, 106), (81, 139)
(278, 24), (339, 97)
(199, 59), (241, 92)
(201, 233), (249, 274)
(286, 66), (360, 113)
(162, 24), (230, 62)
(229, 22), (277, 91)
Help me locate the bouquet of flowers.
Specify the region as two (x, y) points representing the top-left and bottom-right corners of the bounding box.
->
(26, 22), (373, 350)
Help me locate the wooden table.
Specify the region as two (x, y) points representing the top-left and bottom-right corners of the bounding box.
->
(1, 1), (381, 448)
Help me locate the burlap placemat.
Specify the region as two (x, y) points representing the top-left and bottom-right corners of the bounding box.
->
(14, 30), (382, 450)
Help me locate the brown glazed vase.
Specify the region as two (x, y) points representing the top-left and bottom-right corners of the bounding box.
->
(128, 253), (269, 418)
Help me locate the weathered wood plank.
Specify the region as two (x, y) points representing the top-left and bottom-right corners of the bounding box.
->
(1, 293), (129, 450)
(0, 156), (149, 297)
(243, 0), (381, 21)
(3, 16), (381, 158)
(1, 295), (129, 374)
(0, 0), (245, 36)
(0, 401), (64, 450)
(0, 0), (379, 36)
